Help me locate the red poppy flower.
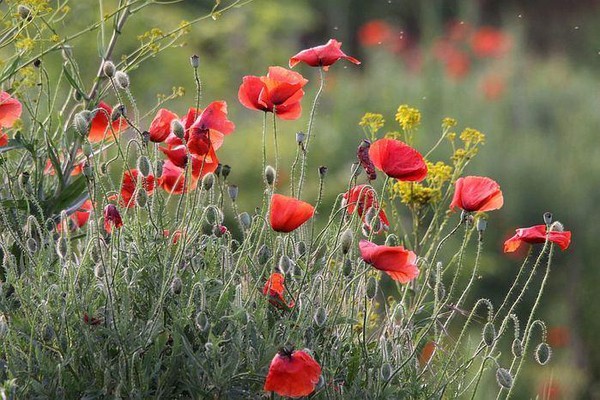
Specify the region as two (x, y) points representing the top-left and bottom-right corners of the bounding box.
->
(368, 138), (427, 181)
(481, 74), (505, 101)
(148, 108), (178, 143)
(83, 313), (102, 326)
(449, 176), (503, 213)
(88, 102), (127, 143)
(264, 347), (322, 398)
(342, 185), (390, 230)
(158, 160), (194, 195)
(289, 39), (360, 71)
(43, 150), (84, 177)
(471, 26), (510, 58)
(187, 101), (234, 157)
(0, 130), (8, 147)
(358, 20), (393, 47)
(419, 341), (437, 367)
(190, 148), (219, 180)
(103, 204), (123, 233)
(163, 229), (184, 245)
(444, 49), (470, 79)
(238, 66), (308, 120)
(359, 240), (419, 283)
(118, 169), (155, 208)
(57, 199), (94, 232)
(547, 326), (570, 348)
(503, 224), (571, 253)
(263, 272), (295, 309)
(0, 91), (22, 128)
(269, 194), (314, 233)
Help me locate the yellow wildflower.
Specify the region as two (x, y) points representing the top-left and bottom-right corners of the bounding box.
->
(395, 104), (421, 131)
(442, 117), (457, 129)
(359, 112), (385, 134)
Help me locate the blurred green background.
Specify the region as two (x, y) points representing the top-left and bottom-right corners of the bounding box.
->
(5, 0), (600, 397)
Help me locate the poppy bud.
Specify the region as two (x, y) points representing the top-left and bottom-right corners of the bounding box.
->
(264, 165), (276, 186)
(296, 131), (306, 144)
(0, 315), (7, 339)
(190, 54), (200, 69)
(74, 112), (90, 137)
(380, 363), (393, 381)
(170, 277), (182, 295)
(26, 238), (38, 253)
(221, 164), (231, 179)
(199, 172), (214, 191)
(477, 218), (487, 232)
(318, 166), (328, 178)
(385, 234), (399, 247)
(295, 241), (306, 257)
(543, 212), (553, 225)
(257, 244), (272, 265)
(343, 258), (353, 277)
(483, 322), (496, 346)
(357, 140), (377, 180)
(82, 142), (93, 157)
(366, 276), (378, 299)
(512, 339), (523, 358)
(18, 5), (31, 20)
(204, 206), (222, 225)
(137, 156), (151, 177)
(155, 160), (163, 178)
(56, 236), (69, 259)
(214, 163), (223, 177)
(313, 307), (327, 327)
(279, 255), (292, 274)
(94, 263), (104, 279)
(82, 162), (93, 179)
(392, 304), (404, 326)
(111, 104), (126, 122)
(535, 343), (551, 365)
(340, 229), (353, 255)
(227, 185), (238, 202)
(239, 212), (251, 229)
(114, 71), (130, 90)
(195, 311), (210, 333)
(496, 368), (513, 389)
(136, 189), (147, 207)
(103, 60), (116, 78)
(171, 119), (185, 140)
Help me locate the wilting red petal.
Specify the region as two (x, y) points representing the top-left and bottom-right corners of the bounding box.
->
(342, 185), (390, 229)
(0, 130), (8, 147)
(269, 194), (315, 233)
(88, 102), (127, 143)
(450, 176), (503, 213)
(148, 108), (178, 143)
(119, 169), (155, 208)
(503, 224), (571, 253)
(103, 204), (123, 233)
(262, 272), (294, 308)
(264, 349), (321, 398)
(369, 138), (427, 181)
(289, 39), (361, 70)
(359, 240), (419, 283)
(0, 91), (22, 128)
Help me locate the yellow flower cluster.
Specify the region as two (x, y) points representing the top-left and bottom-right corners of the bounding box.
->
(395, 104), (421, 131)
(359, 112), (385, 134)
(15, 37), (35, 52)
(452, 128), (486, 163)
(384, 131), (401, 140)
(391, 161), (453, 209)
(18, 0), (52, 13)
(442, 117), (457, 129)
(137, 28), (165, 53)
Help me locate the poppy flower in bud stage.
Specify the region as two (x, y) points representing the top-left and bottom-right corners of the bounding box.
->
(262, 272), (295, 309)
(148, 108), (178, 143)
(238, 66), (308, 120)
(503, 224), (571, 253)
(57, 199), (94, 233)
(88, 102), (127, 143)
(357, 140), (377, 180)
(450, 176), (503, 213)
(269, 194), (315, 233)
(264, 347), (322, 398)
(289, 39), (361, 71)
(0, 91), (22, 128)
(117, 169), (155, 208)
(103, 204), (123, 233)
(359, 240), (419, 283)
(368, 138), (428, 181)
(0, 130), (8, 147)
(342, 185), (390, 230)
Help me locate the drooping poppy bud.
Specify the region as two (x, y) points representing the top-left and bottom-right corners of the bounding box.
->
(103, 204), (123, 233)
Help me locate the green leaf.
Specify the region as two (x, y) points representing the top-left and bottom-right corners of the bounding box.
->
(0, 139), (24, 154)
(62, 64), (86, 98)
(0, 57), (20, 84)
(48, 175), (88, 214)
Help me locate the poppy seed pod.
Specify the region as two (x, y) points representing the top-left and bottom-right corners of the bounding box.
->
(239, 212), (251, 229)
(380, 363), (393, 381)
(137, 156), (151, 177)
(170, 277), (182, 295)
(535, 343), (552, 365)
(201, 172), (214, 190)
(18, 5), (31, 20)
(543, 212), (553, 225)
(227, 185), (238, 202)
(221, 164), (231, 179)
(318, 166), (328, 178)
(483, 322), (496, 346)
(296, 131), (306, 145)
(190, 54), (200, 69)
(477, 218), (487, 233)
(366, 276), (378, 299)
(496, 368), (513, 389)
(265, 165), (276, 186)
(74, 112), (90, 137)
(511, 339), (523, 358)
(114, 71), (130, 90)
(111, 104), (126, 122)
(102, 61), (116, 78)
(195, 311), (210, 333)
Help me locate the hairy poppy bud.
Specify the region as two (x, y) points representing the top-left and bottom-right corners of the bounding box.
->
(82, 142), (93, 157)
(340, 229), (353, 255)
(103, 60), (116, 78)
(190, 54), (200, 69)
(279, 255), (292, 274)
(221, 164), (231, 179)
(114, 71), (130, 89)
(155, 160), (163, 179)
(195, 311), (210, 333)
(385, 234), (399, 247)
(171, 119), (185, 139)
(535, 343), (551, 365)
(483, 322), (496, 346)
(74, 112), (90, 137)
(82, 161), (93, 179)
(543, 212), (553, 225)
(512, 339), (523, 358)
(137, 156), (151, 177)
(296, 131), (305, 144)
(496, 368), (513, 389)
(0, 315), (8, 339)
(257, 245), (271, 265)
(392, 304), (404, 326)
(170, 277), (182, 295)
(477, 218), (487, 232)
(136, 189), (147, 208)
(313, 307), (327, 327)
(199, 172), (213, 191)
(56, 236), (69, 259)
(380, 363), (393, 381)
(204, 206), (222, 225)
(295, 241), (306, 257)
(111, 104), (126, 122)
(227, 185), (238, 202)
(318, 166), (328, 178)
(343, 258), (353, 277)
(214, 163), (223, 177)
(18, 5), (31, 20)
(550, 221), (564, 232)
(366, 276), (378, 299)
(264, 165), (276, 186)
(26, 238), (38, 253)
(239, 212), (251, 229)
(357, 140), (377, 180)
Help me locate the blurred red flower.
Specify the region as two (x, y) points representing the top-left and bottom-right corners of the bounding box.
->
(118, 169), (155, 208)
(369, 138), (427, 181)
(289, 39), (360, 71)
(481, 74), (506, 101)
(450, 176), (503, 212)
(262, 272), (294, 309)
(88, 102), (127, 143)
(547, 326), (571, 348)
(103, 204), (123, 233)
(359, 240), (420, 283)
(0, 131), (8, 147)
(445, 49), (471, 79)
(0, 91), (22, 128)
(538, 380), (561, 400)
(419, 341), (437, 367)
(57, 199), (94, 233)
(471, 26), (510, 58)
(269, 194), (314, 233)
(264, 347), (321, 398)
(358, 20), (393, 47)
(342, 185), (389, 231)
(148, 108), (178, 143)
(504, 224), (571, 253)
(238, 66), (308, 120)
